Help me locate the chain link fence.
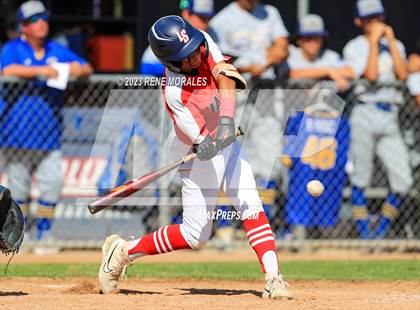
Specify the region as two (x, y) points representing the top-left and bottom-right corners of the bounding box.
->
(0, 76), (419, 252)
(236, 79), (420, 251)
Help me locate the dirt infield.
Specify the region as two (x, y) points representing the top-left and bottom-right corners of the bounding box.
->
(1, 249), (419, 309)
(1, 277), (419, 310)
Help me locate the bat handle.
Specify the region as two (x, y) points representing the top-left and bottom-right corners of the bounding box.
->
(88, 205), (97, 214)
(88, 199), (108, 214)
(182, 127), (244, 164)
(88, 127), (245, 215)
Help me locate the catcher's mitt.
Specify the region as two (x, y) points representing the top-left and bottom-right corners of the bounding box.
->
(0, 185), (24, 255)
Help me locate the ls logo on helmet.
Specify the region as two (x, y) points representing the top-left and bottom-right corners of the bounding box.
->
(176, 29), (189, 43)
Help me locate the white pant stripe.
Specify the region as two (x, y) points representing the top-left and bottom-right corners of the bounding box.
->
(247, 224), (270, 237)
(248, 229), (272, 242)
(163, 226), (173, 251)
(157, 227), (167, 253)
(153, 231), (162, 254)
(250, 236), (275, 247)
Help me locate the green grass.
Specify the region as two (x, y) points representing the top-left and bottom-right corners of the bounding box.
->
(1, 260), (419, 281)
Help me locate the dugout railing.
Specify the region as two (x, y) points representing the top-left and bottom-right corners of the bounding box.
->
(0, 76), (418, 252)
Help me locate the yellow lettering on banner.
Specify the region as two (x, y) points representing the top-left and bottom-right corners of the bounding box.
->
(301, 136), (337, 170)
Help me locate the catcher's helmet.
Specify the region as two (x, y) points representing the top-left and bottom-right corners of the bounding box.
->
(148, 15), (205, 72)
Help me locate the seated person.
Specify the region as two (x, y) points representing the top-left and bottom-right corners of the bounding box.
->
(287, 14), (354, 91)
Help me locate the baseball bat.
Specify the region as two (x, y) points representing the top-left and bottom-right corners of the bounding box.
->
(88, 127), (244, 214)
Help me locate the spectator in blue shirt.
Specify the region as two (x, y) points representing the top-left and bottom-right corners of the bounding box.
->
(0, 0), (92, 246)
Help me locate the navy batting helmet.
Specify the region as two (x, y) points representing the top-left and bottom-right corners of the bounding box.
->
(148, 15), (205, 72)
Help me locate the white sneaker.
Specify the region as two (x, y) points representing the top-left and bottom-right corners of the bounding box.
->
(98, 234), (132, 294)
(262, 272), (293, 299)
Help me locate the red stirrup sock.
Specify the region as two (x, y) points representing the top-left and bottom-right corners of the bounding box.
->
(127, 224), (191, 258)
(243, 212), (279, 274)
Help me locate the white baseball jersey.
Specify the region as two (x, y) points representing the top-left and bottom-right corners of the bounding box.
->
(343, 35), (406, 104)
(209, 2), (288, 78)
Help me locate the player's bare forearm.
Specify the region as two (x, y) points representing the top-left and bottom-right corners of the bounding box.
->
(290, 67), (354, 82)
(416, 96), (420, 109)
(408, 54), (420, 73)
(388, 41), (408, 80)
(335, 66), (357, 80)
(2, 64), (47, 78)
(289, 68), (331, 80)
(217, 72), (237, 118)
(363, 40), (379, 81)
(236, 65), (249, 74)
(69, 62), (93, 77)
(80, 63), (94, 77)
(266, 37), (289, 66)
(218, 74), (236, 98)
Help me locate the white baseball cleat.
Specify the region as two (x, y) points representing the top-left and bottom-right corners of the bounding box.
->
(98, 234), (132, 294)
(262, 272), (294, 299)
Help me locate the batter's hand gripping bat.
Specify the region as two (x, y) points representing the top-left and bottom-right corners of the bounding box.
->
(88, 127), (244, 214)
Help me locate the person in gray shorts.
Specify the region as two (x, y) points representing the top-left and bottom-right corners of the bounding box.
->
(343, 0), (413, 239)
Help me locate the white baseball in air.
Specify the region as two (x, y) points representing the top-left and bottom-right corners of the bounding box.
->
(307, 180), (325, 197)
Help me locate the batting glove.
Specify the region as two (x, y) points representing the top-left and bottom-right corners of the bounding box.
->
(215, 116), (236, 150)
(193, 135), (218, 161)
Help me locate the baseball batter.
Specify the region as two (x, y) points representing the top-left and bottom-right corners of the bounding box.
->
(98, 15), (293, 300)
(343, 0), (413, 238)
